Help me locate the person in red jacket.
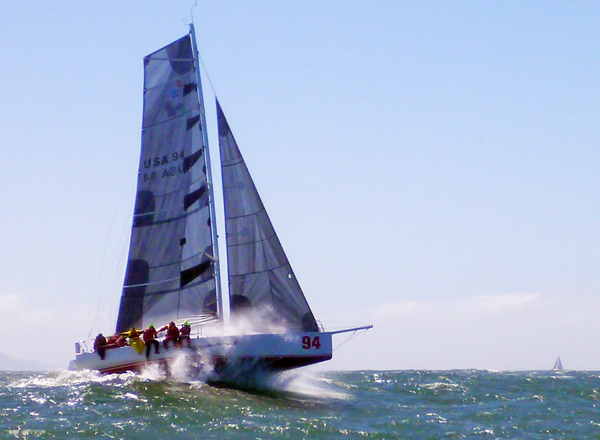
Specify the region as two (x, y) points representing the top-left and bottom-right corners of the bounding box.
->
(143, 324), (160, 360)
(160, 322), (180, 350)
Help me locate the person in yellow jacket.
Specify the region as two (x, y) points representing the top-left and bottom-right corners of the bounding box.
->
(120, 327), (145, 355)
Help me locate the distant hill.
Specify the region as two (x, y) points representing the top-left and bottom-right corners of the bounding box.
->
(0, 352), (56, 371)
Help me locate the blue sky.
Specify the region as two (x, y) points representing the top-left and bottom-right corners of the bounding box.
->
(2, 1), (600, 371)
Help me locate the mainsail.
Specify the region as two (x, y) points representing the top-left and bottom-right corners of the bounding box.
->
(116, 31), (218, 333)
(217, 101), (318, 332)
(115, 27), (319, 335)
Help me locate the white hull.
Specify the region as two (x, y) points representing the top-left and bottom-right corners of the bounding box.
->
(69, 332), (332, 378)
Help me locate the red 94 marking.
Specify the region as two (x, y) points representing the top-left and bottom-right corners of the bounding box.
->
(302, 335), (321, 350)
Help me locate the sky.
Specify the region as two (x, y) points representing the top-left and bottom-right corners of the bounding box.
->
(1, 1), (600, 371)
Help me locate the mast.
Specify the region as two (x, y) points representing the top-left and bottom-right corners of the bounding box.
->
(189, 24), (224, 322)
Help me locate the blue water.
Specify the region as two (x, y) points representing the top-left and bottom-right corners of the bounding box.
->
(2, 369), (600, 439)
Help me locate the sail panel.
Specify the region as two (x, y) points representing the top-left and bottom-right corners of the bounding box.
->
(217, 100), (318, 332)
(143, 82), (196, 128)
(225, 210), (275, 246)
(220, 154), (263, 219)
(116, 33), (215, 333)
(226, 232), (288, 275)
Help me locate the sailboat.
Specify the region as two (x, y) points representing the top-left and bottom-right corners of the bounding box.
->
(552, 356), (563, 371)
(68, 25), (371, 380)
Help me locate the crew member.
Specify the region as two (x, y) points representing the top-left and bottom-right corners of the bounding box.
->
(179, 321), (191, 348)
(121, 327), (144, 354)
(94, 333), (107, 360)
(115, 334), (126, 347)
(143, 324), (160, 360)
(160, 322), (180, 350)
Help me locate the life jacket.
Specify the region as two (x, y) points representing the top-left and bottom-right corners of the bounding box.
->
(180, 325), (191, 337)
(143, 328), (158, 342)
(166, 325), (180, 339)
(124, 328), (142, 340)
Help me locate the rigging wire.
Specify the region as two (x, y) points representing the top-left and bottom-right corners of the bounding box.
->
(332, 328), (371, 353)
(196, 50), (217, 99)
(187, 1), (217, 97)
(87, 161), (138, 340)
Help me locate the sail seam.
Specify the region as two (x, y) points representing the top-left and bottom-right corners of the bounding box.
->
(144, 75), (195, 92)
(142, 107), (200, 130)
(225, 209), (267, 221)
(124, 251), (215, 275)
(221, 158), (244, 167)
(145, 56), (194, 62)
(135, 177), (207, 200)
(125, 274), (213, 289)
(226, 232), (278, 246)
(124, 276), (180, 288)
(133, 205), (206, 226)
(130, 278), (214, 296)
(228, 262), (291, 277)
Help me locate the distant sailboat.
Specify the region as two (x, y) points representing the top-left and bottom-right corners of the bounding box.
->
(552, 356), (563, 371)
(68, 25), (371, 381)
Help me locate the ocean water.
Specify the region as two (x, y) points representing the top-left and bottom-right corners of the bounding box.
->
(2, 368), (600, 439)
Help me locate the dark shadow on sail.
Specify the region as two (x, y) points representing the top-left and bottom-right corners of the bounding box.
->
(116, 259), (149, 332)
(133, 190), (155, 227)
(302, 312), (319, 332)
(181, 261), (212, 288)
(230, 294), (253, 318)
(183, 148), (203, 172)
(165, 36), (194, 75)
(203, 289), (218, 314)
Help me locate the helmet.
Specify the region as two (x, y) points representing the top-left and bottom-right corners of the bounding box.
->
(149, 323), (154, 328)
(184, 321), (189, 326)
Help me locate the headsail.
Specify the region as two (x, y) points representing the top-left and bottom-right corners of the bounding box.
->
(116, 30), (218, 333)
(217, 100), (318, 332)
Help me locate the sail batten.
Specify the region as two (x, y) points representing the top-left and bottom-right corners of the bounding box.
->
(131, 205), (207, 228)
(227, 263), (296, 277)
(124, 277), (181, 288)
(130, 175), (207, 199)
(146, 57), (194, 62)
(141, 110), (200, 130)
(126, 280), (215, 296)
(123, 249), (215, 284)
(143, 77), (195, 91)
